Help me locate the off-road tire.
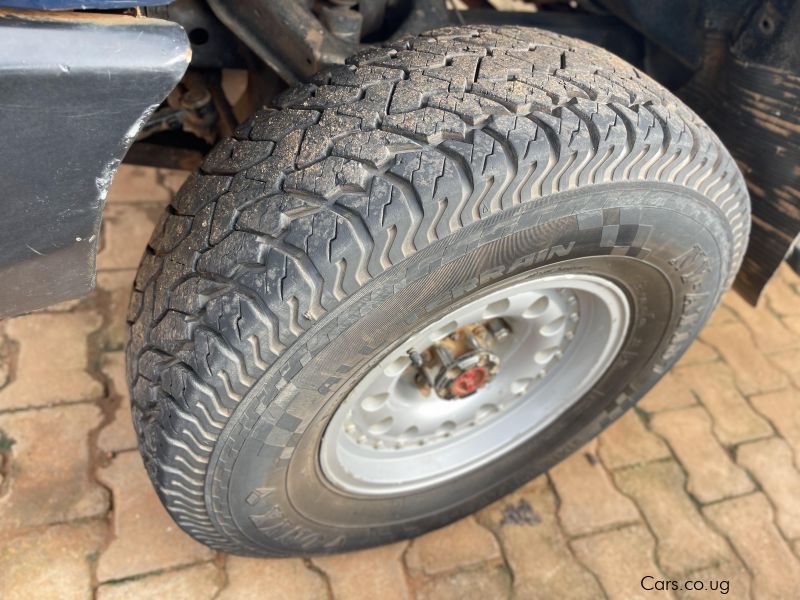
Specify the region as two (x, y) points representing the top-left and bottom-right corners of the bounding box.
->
(127, 25), (750, 556)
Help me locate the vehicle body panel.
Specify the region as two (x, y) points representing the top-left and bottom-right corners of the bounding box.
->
(0, 9), (189, 317)
(0, 1), (170, 8)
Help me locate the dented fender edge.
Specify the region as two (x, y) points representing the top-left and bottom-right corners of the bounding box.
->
(0, 9), (190, 318)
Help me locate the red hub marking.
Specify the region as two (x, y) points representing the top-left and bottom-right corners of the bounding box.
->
(451, 367), (489, 398)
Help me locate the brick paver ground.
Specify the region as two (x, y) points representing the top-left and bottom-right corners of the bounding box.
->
(1, 165), (800, 599)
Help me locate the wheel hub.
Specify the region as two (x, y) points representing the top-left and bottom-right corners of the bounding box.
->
(319, 274), (631, 496)
(411, 321), (506, 400)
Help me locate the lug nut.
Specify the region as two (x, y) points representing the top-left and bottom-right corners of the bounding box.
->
(408, 349), (424, 367)
(486, 318), (511, 340)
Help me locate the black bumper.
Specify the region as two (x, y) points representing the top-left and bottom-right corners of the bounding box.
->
(0, 9), (189, 317)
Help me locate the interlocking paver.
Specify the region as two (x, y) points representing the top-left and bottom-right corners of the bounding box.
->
(764, 264), (800, 317)
(477, 476), (603, 599)
(750, 389), (800, 463)
(737, 437), (800, 539)
(770, 349), (800, 388)
(96, 203), (161, 270)
(0, 521), (105, 600)
(700, 322), (788, 395)
(614, 461), (732, 576)
(96, 269), (136, 351)
(723, 292), (799, 352)
(707, 302), (739, 326)
(96, 450), (214, 582)
(704, 492), (800, 599)
(675, 338), (718, 366)
(637, 372), (696, 413)
(650, 407), (753, 503)
(96, 352), (137, 454)
(219, 557), (328, 599)
(598, 410), (670, 469)
(405, 516), (500, 576)
(96, 562), (221, 600)
(414, 564), (511, 600)
(312, 542), (409, 600)
(784, 316), (800, 337)
(0, 404), (108, 530)
(107, 164), (174, 204)
(160, 168), (189, 196)
(0, 326), (10, 390)
(0, 312), (102, 409)
(571, 524), (668, 600)
(549, 440), (640, 536)
(674, 363), (772, 445)
(676, 563), (751, 600)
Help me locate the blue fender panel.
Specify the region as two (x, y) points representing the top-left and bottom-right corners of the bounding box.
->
(0, 1), (172, 8)
(0, 10), (190, 317)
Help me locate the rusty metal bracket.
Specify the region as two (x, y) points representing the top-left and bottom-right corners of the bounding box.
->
(206, 0), (356, 85)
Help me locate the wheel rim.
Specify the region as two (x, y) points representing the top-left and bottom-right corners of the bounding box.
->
(319, 273), (631, 496)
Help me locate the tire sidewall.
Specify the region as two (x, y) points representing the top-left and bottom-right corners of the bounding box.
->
(207, 182), (732, 554)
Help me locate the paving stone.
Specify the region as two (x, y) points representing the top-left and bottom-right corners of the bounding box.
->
(614, 461), (732, 576)
(676, 562), (751, 600)
(784, 316), (800, 337)
(476, 475), (604, 599)
(97, 352), (137, 454)
(414, 564), (511, 600)
(764, 265), (800, 317)
(96, 270), (136, 351)
(650, 407), (753, 503)
(723, 292), (799, 352)
(106, 164), (172, 204)
(737, 438), (800, 539)
(637, 373), (696, 413)
(405, 517), (500, 576)
(41, 297), (84, 312)
(96, 203), (160, 270)
(549, 440), (639, 536)
(750, 389), (800, 464)
(219, 557), (328, 599)
(770, 349), (800, 389)
(0, 404), (108, 530)
(159, 168), (189, 196)
(700, 322), (788, 395)
(675, 338), (718, 367)
(0, 520), (106, 600)
(312, 542), (409, 600)
(96, 562), (221, 600)
(96, 450), (213, 582)
(707, 302), (738, 326)
(571, 524), (668, 600)
(598, 410), (671, 470)
(704, 493), (800, 599)
(673, 363), (772, 445)
(0, 329), (11, 390)
(0, 312), (103, 409)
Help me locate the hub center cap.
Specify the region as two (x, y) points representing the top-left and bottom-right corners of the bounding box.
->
(451, 365), (491, 397)
(412, 321), (506, 400)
